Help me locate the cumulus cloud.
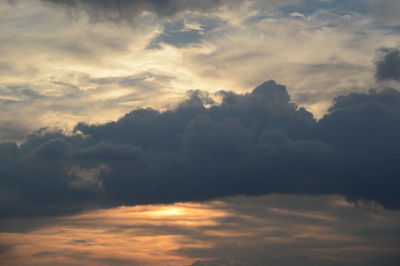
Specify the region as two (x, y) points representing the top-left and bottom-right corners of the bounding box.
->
(375, 47), (400, 82)
(2, 0), (396, 138)
(1, 80), (400, 217)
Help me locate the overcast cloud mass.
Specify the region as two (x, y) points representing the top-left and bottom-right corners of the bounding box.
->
(1, 79), (400, 217)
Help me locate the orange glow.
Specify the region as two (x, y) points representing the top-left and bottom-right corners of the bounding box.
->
(0, 195), (399, 265)
(0, 202), (229, 266)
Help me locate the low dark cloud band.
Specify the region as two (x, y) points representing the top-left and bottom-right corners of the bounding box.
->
(1, 80), (400, 217)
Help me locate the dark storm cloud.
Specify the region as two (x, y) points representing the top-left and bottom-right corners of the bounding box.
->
(375, 47), (400, 82)
(41, 0), (234, 23)
(1, 80), (400, 217)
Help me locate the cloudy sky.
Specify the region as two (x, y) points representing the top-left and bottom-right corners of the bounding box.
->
(1, 0), (400, 265)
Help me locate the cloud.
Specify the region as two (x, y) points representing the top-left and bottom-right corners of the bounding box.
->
(2, 0), (397, 140)
(1, 194), (399, 265)
(375, 47), (400, 82)
(1, 80), (400, 217)
(40, 0), (305, 24)
(191, 256), (400, 266)
(370, 0), (400, 26)
(41, 0), (238, 23)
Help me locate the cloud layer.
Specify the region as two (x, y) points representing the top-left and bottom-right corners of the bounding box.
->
(41, 0), (236, 23)
(1, 80), (400, 217)
(2, 1), (398, 143)
(1, 194), (399, 265)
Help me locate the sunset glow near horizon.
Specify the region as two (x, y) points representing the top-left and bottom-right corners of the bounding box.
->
(2, 195), (400, 265)
(1, 0), (400, 265)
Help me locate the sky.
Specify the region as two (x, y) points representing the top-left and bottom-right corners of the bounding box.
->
(1, 0), (400, 265)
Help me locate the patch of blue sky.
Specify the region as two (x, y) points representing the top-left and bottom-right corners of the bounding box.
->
(278, 0), (369, 17)
(244, 0), (368, 28)
(147, 17), (224, 49)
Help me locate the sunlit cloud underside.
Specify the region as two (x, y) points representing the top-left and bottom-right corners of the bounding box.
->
(1, 194), (399, 266)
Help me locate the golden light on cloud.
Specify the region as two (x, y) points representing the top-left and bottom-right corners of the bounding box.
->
(1, 194), (399, 266)
(1, 0), (399, 142)
(0, 201), (229, 266)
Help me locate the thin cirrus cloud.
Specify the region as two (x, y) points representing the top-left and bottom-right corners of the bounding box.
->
(1, 72), (400, 218)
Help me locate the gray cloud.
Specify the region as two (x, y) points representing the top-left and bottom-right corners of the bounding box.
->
(1, 80), (400, 217)
(370, 0), (400, 27)
(41, 0), (235, 23)
(191, 256), (400, 266)
(375, 47), (400, 82)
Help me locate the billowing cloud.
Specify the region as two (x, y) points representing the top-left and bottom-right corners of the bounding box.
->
(375, 47), (400, 82)
(2, 0), (398, 142)
(1, 80), (400, 217)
